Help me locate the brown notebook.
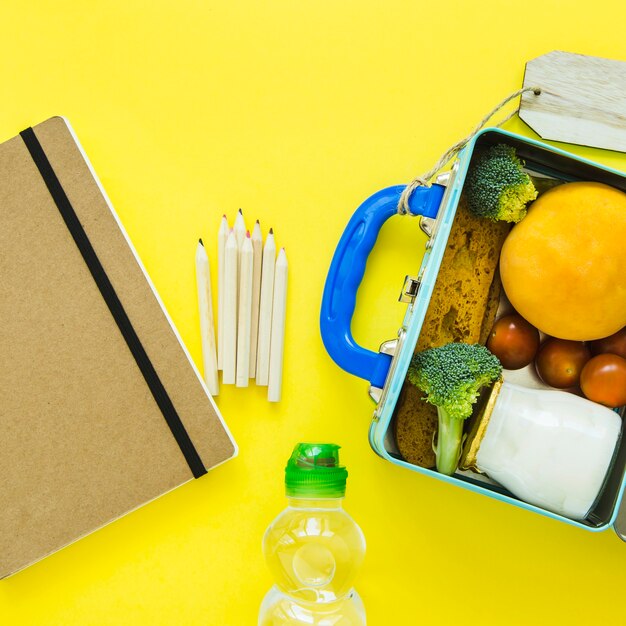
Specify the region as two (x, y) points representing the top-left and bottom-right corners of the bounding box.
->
(0, 117), (236, 578)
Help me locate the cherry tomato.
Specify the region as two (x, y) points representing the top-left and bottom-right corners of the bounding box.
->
(580, 354), (626, 407)
(487, 313), (540, 370)
(535, 338), (591, 388)
(486, 313), (540, 370)
(589, 327), (626, 360)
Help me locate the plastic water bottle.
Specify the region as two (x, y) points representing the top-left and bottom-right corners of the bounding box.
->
(259, 443), (366, 625)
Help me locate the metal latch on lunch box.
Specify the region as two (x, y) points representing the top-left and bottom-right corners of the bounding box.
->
(399, 275), (421, 303)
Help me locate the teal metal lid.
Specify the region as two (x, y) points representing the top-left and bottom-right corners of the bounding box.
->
(285, 443), (348, 498)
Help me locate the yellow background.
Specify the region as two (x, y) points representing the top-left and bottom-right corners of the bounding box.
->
(2, 1), (626, 624)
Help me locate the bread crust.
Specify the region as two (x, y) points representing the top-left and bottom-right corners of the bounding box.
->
(394, 197), (510, 467)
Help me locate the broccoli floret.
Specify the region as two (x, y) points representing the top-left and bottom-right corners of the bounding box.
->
(464, 143), (538, 223)
(407, 342), (502, 475)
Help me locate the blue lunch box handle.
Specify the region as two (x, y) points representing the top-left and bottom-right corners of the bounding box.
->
(320, 183), (445, 389)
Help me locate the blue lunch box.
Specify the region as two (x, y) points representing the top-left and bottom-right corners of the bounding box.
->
(320, 126), (626, 537)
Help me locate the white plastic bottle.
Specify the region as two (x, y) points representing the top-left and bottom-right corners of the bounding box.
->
(259, 443), (366, 625)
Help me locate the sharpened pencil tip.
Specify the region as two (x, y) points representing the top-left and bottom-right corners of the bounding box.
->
(256, 219), (260, 224)
(246, 230), (251, 237)
(269, 227), (273, 234)
(238, 208), (243, 214)
(199, 238), (204, 246)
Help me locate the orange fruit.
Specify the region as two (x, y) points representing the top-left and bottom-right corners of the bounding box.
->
(499, 181), (626, 341)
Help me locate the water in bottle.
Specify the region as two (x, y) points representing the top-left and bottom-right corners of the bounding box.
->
(259, 443), (366, 625)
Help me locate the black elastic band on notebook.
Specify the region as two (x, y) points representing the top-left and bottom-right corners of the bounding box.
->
(20, 127), (207, 479)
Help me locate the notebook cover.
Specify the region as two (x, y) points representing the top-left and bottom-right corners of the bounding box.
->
(0, 117), (236, 579)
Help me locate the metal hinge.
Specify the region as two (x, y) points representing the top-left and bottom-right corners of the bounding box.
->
(379, 338), (399, 356)
(368, 386), (383, 404)
(419, 216), (436, 238)
(435, 171), (451, 186)
(367, 339), (399, 403)
(419, 171), (449, 240)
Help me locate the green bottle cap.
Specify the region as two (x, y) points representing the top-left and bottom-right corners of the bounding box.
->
(285, 443), (348, 498)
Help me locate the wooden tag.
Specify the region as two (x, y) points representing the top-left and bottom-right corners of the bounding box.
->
(519, 51), (626, 153)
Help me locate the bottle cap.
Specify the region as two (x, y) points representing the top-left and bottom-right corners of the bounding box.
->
(285, 443), (348, 498)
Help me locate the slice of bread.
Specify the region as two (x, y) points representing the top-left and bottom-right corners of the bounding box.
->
(394, 196), (510, 468)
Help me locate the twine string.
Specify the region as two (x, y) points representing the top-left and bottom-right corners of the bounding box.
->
(397, 86), (542, 215)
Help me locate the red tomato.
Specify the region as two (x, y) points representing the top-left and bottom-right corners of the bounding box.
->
(589, 327), (626, 360)
(535, 338), (591, 388)
(580, 354), (626, 407)
(486, 314), (540, 370)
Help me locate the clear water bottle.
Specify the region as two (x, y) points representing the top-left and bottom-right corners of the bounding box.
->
(259, 443), (366, 625)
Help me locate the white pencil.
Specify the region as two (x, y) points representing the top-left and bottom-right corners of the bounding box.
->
(236, 232), (254, 386)
(234, 208), (246, 255)
(255, 228), (276, 386)
(195, 239), (219, 396)
(249, 220), (263, 378)
(222, 229), (238, 385)
(217, 214), (228, 371)
(268, 248), (288, 402)
(234, 209), (246, 307)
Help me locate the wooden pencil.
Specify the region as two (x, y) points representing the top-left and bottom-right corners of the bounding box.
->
(222, 229), (238, 385)
(255, 228), (276, 386)
(249, 220), (263, 378)
(234, 209), (246, 309)
(234, 208), (246, 255)
(236, 232), (254, 387)
(195, 239), (219, 396)
(217, 214), (228, 371)
(268, 248), (288, 402)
